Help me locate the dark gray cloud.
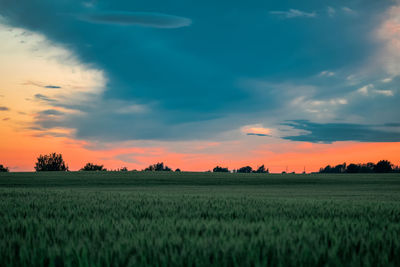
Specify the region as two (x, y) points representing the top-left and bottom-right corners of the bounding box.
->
(0, 106), (9, 111)
(79, 11), (192, 28)
(247, 133), (270, 137)
(44, 85), (61, 89)
(283, 120), (400, 143)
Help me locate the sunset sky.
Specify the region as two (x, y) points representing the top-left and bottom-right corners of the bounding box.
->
(0, 0), (399, 172)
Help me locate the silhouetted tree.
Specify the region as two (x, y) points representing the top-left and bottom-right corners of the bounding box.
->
(393, 165), (400, 173)
(359, 162), (375, 173)
(34, 153), (68, 172)
(374, 160), (392, 173)
(319, 163), (346, 173)
(237, 166), (252, 173)
(0, 164), (9, 172)
(81, 163), (106, 171)
(175, 168), (181, 172)
(144, 162), (172, 171)
(119, 167), (128, 171)
(254, 165), (269, 173)
(346, 163), (360, 173)
(213, 166), (229, 172)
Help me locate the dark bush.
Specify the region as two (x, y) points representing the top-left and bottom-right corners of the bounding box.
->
(145, 162), (172, 171)
(213, 166), (229, 173)
(254, 165), (269, 173)
(81, 163), (106, 171)
(34, 153), (68, 172)
(374, 160), (392, 173)
(0, 164), (9, 172)
(175, 168), (181, 172)
(346, 164), (360, 173)
(237, 166), (252, 173)
(319, 163), (346, 173)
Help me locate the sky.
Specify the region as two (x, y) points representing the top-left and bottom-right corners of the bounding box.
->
(0, 0), (399, 172)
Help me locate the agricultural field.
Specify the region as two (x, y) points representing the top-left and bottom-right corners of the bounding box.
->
(1, 172), (400, 266)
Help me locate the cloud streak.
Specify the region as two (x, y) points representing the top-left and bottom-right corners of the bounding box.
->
(24, 81), (61, 89)
(34, 94), (56, 102)
(269, 9), (316, 18)
(79, 11), (192, 28)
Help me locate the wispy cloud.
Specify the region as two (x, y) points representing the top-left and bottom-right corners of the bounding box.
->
(357, 84), (394, 97)
(342, 7), (356, 15)
(23, 81), (61, 89)
(247, 133), (270, 137)
(0, 106), (9, 111)
(38, 109), (64, 116)
(242, 125), (272, 136)
(34, 94), (56, 102)
(319, 70), (335, 77)
(327, 7), (336, 17)
(269, 9), (316, 19)
(79, 11), (192, 28)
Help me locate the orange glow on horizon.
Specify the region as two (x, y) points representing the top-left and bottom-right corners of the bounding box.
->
(1, 123), (399, 173)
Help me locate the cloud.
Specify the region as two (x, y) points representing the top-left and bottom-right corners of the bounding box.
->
(327, 7), (336, 17)
(0, 106), (9, 111)
(34, 94), (56, 102)
(79, 11), (192, 28)
(376, 5), (400, 76)
(1, 1), (398, 145)
(45, 85), (61, 89)
(357, 84), (394, 96)
(357, 84), (371, 95)
(342, 7), (356, 14)
(247, 133), (270, 137)
(241, 125), (271, 136)
(38, 109), (64, 116)
(374, 89), (394, 96)
(24, 81), (61, 89)
(319, 70), (335, 77)
(283, 120), (400, 143)
(269, 9), (316, 19)
(382, 77), (393, 83)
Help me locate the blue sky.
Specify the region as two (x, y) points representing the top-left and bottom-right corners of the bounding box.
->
(0, 0), (399, 144)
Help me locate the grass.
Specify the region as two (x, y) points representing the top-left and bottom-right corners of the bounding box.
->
(0, 172), (400, 266)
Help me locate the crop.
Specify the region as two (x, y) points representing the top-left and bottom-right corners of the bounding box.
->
(0, 172), (399, 266)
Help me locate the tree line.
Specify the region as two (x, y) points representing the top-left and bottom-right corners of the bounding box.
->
(319, 160), (400, 173)
(0, 153), (399, 173)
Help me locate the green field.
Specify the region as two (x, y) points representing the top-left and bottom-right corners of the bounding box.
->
(1, 172), (400, 266)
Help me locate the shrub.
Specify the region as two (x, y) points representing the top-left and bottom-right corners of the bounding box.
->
(34, 153), (68, 172)
(81, 163), (106, 171)
(346, 164), (360, 173)
(213, 166), (229, 173)
(0, 164), (9, 172)
(237, 166), (252, 173)
(144, 162), (172, 171)
(254, 165), (269, 173)
(374, 160), (392, 173)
